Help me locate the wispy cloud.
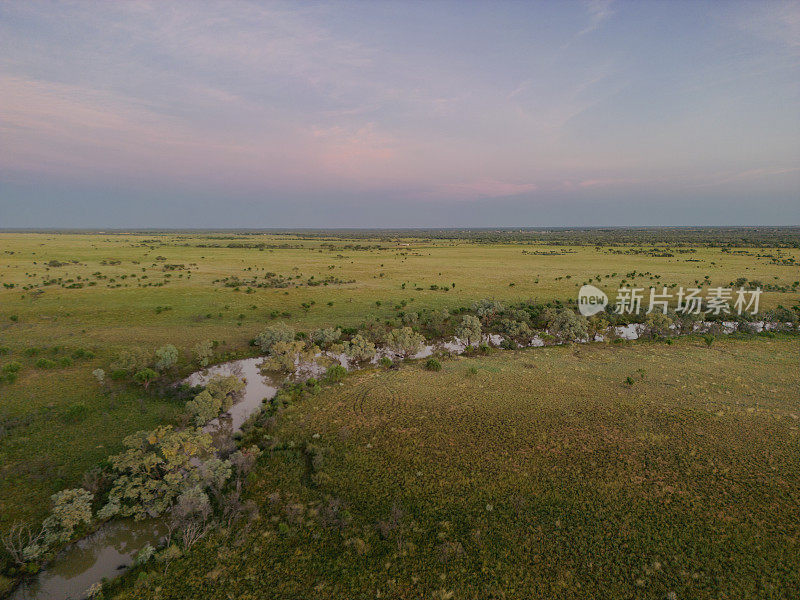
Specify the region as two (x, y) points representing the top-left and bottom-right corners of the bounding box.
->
(578, 0), (615, 36)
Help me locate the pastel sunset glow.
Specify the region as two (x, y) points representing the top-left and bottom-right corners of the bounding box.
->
(1, 1), (798, 227)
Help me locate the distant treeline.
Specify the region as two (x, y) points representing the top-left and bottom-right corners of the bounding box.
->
(3, 227), (800, 247)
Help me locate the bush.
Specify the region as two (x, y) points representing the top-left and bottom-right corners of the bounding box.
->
(63, 403), (89, 423)
(192, 340), (214, 367)
(466, 366), (478, 376)
(424, 358), (441, 371)
(35, 358), (57, 369)
(546, 309), (589, 342)
(702, 334), (715, 347)
(384, 327), (425, 358)
(92, 368), (105, 385)
(71, 348), (95, 359)
(2, 361), (22, 374)
(324, 364), (347, 383)
(311, 327), (342, 348)
(344, 335), (376, 363)
(255, 322), (295, 353)
(154, 344), (179, 371)
(0, 346), (9, 355)
(379, 356), (393, 368)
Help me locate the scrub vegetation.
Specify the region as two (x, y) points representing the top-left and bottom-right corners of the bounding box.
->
(106, 336), (800, 599)
(0, 229), (798, 597)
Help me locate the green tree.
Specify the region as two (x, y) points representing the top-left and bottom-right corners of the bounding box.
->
(344, 334), (376, 363)
(133, 368), (158, 391)
(192, 340), (214, 367)
(385, 327), (425, 358)
(98, 426), (225, 520)
(455, 315), (482, 346)
(255, 322), (295, 353)
(546, 309), (589, 342)
(154, 344), (179, 372)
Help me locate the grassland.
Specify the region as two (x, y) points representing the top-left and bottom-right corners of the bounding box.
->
(1, 230), (798, 531)
(109, 335), (800, 599)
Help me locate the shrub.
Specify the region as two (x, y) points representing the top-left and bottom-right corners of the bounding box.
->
(62, 403), (89, 423)
(0, 346), (9, 355)
(425, 358), (441, 371)
(154, 344), (179, 372)
(255, 322), (295, 353)
(324, 364), (347, 383)
(379, 356), (393, 368)
(644, 312), (674, 338)
(58, 356), (73, 367)
(92, 368), (105, 385)
(71, 348), (95, 359)
(702, 334), (715, 347)
(2, 361), (22, 374)
(311, 327), (342, 348)
(466, 366), (478, 376)
(35, 358), (57, 369)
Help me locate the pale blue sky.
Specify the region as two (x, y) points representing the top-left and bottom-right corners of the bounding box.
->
(1, 0), (798, 227)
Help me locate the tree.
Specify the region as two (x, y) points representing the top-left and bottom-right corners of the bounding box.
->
(192, 340), (214, 367)
(255, 322), (295, 353)
(498, 318), (532, 344)
(344, 334), (376, 363)
(455, 315), (482, 346)
(22, 488), (94, 560)
(98, 426), (225, 521)
(385, 327), (425, 358)
(110, 347), (150, 374)
(473, 298), (504, 319)
(204, 374), (245, 410)
(133, 368), (158, 391)
(185, 390), (221, 426)
(261, 340), (309, 372)
(154, 344), (179, 372)
(547, 309), (589, 342)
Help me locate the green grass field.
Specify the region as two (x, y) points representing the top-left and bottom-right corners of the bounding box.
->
(108, 336), (800, 599)
(1, 232), (799, 530)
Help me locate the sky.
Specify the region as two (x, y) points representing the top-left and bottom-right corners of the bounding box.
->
(0, 0), (798, 228)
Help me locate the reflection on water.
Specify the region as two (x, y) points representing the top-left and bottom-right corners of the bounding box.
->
(10, 520), (164, 600)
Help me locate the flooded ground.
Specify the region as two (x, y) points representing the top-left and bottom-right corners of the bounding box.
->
(9, 520), (164, 600)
